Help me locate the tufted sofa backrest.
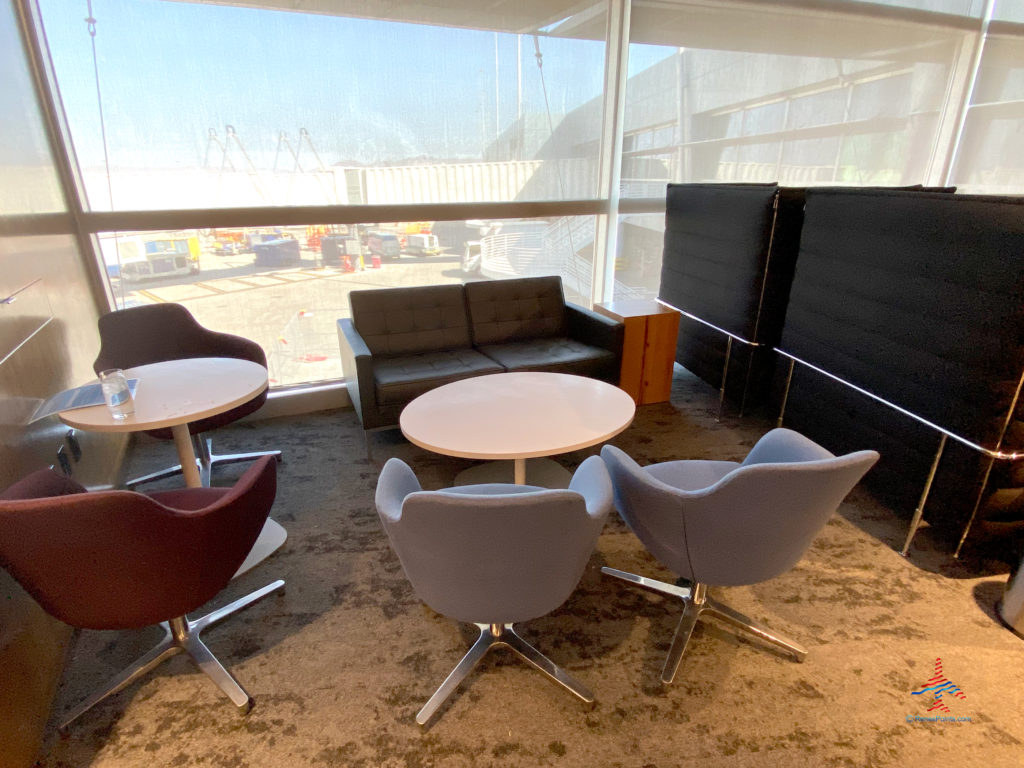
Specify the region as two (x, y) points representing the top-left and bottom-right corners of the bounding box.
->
(349, 283), (473, 357)
(464, 275), (567, 346)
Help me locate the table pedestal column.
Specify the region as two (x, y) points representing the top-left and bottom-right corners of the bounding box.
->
(453, 458), (572, 488)
(171, 424), (202, 488)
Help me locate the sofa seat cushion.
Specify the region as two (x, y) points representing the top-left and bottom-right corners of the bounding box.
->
(374, 349), (504, 405)
(477, 338), (618, 381)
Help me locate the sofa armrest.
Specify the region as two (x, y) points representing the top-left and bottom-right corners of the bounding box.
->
(565, 302), (624, 357)
(337, 318), (379, 429)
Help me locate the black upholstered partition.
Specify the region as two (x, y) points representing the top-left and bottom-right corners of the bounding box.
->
(778, 188), (1024, 550)
(658, 182), (802, 408)
(660, 183), (779, 340)
(781, 188), (1024, 449)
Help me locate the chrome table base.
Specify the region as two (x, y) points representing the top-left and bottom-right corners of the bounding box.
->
(602, 567), (807, 684)
(125, 434), (282, 488)
(416, 622), (593, 725)
(60, 579), (285, 729)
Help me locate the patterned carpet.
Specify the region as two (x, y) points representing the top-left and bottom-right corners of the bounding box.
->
(38, 370), (1024, 767)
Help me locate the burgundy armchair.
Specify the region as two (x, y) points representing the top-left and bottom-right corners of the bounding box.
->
(93, 303), (280, 487)
(0, 455), (284, 728)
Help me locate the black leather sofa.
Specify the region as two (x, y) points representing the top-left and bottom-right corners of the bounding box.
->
(337, 275), (624, 433)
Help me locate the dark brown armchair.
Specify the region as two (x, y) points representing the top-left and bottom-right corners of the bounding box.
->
(94, 303), (280, 486)
(0, 456), (284, 728)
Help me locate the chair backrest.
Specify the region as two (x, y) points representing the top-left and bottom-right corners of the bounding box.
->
(349, 283), (473, 357)
(94, 303), (267, 374)
(376, 456), (611, 625)
(94, 303), (269, 436)
(464, 276), (567, 346)
(0, 456), (277, 630)
(602, 429), (878, 586)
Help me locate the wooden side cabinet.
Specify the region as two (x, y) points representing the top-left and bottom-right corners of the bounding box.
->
(594, 299), (680, 405)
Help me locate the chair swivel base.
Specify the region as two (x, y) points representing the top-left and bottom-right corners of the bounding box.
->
(125, 434), (282, 488)
(601, 567), (807, 684)
(60, 579), (285, 729)
(416, 622), (594, 725)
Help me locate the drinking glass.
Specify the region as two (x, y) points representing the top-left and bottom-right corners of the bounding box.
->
(98, 368), (135, 420)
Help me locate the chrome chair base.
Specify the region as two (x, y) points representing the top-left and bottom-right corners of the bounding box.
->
(125, 434), (282, 488)
(601, 567), (807, 684)
(60, 579), (285, 729)
(416, 622), (594, 725)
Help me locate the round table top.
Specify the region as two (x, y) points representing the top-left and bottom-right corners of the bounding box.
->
(59, 357), (268, 433)
(399, 372), (636, 461)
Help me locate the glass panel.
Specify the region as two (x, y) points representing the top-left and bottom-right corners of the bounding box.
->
(952, 35), (1024, 192)
(993, 0), (1024, 23)
(102, 216), (597, 387)
(623, 0), (963, 191)
(37, 0), (607, 211)
(0, 1), (64, 215)
(970, 35), (1024, 104)
(612, 213), (664, 301)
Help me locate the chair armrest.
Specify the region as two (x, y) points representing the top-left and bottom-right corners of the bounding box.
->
(565, 303), (624, 356)
(376, 459), (422, 523)
(569, 455), (614, 522)
(337, 318), (379, 428)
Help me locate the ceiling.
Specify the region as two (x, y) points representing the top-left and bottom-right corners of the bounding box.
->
(161, 0), (988, 62)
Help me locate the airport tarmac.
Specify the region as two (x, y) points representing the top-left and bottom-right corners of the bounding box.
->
(111, 245), (472, 388)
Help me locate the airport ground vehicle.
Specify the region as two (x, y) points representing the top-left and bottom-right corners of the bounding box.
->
(101, 235), (200, 282)
(367, 232), (401, 260)
(211, 229), (246, 255)
(405, 233), (441, 256)
(320, 236), (361, 270)
(253, 238), (301, 267)
(461, 241), (482, 274)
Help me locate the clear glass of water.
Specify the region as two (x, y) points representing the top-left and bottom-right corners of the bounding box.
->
(98, 368), (135, 420)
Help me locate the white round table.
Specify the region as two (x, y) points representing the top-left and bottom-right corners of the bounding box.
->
(59, 357), (286, 577)
(400, 372), (636, 486)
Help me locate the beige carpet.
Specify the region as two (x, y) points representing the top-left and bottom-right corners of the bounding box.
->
(38, 370), (1024, 767)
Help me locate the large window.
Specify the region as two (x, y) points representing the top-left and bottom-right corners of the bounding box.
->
(953, 34), (1024, 191)
(19, 0), (1024, 386)
(100, 215), (597, 386)
(37, 0), (607, 211)
(612, 0), (1024, 299)
(1, 0), (62, 216)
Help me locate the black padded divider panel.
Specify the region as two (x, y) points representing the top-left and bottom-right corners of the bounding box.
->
(781, 188), (1024, 450)
(781, 364), (984, 530)
(659, 183), (779, 341)
(660, 183), (806, 409)
(673, 315), (757, 404)
(758, 186), (806, 345)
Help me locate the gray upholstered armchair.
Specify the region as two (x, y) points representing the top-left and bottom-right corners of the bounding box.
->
(374, 455), (613, 724)
(600, 429), (878, 683)
(338, 276), (623, 448)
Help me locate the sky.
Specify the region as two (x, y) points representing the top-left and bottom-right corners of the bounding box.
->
(34, 0), (674, 170)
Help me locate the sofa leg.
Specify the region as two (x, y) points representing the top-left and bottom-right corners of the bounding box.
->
(364, 430), (374, 462)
